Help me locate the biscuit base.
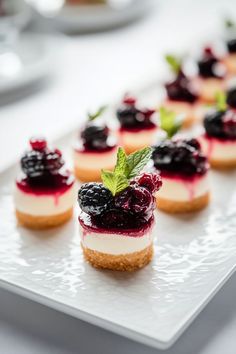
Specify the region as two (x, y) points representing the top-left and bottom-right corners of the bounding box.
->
(16, 208), (73, 229)
(209, 157), (236, 170)
(156, 192), (210, 213)
(74, 166), (114, 182)
(82, 244), (153, 271)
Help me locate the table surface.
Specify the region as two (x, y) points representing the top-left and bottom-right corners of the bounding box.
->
(0, 0), (236, 353)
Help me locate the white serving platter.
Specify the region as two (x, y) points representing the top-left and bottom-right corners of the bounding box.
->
(0, 84), (235, 350)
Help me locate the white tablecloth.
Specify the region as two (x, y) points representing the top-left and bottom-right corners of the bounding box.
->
(0, 0), (235, 353)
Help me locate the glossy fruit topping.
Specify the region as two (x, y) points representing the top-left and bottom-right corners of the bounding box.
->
(133, 172), (162, 194)
(165, 71), (198, 103)
(114, 185), (153, 214)
(226, 87), (236, 109)
(197, 47), (223, 79)
(80, 122), (113, 151)
(116, 96), (156, 130)
(21, 139), (65, 187)
(204, 108), (236, 140)
(152, 139), (208, 177)
(78, 182), (113, 216)
(227, 39), (236, 53)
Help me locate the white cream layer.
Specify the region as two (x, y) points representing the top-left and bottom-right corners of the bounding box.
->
(156, 174), (209, 202)
(14, 184), (75, 216)
(120, 128), (166, 150)
(74, 148), (117, 170)
(80, 227), (153, 255)
(199, 136), (236, 161)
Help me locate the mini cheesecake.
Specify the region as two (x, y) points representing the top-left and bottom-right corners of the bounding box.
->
(152, 138), (210, 213)
(74, 111), (118, 182)
(200, 106), (236, 169)
(15, 138), (75, 229)
(78, 147), (162, 271)
(117, 96), (165, 154)
(195, 47), (225, 103)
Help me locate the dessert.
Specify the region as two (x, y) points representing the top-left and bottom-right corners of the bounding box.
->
(152, 138), (210, 213)
(196, 47), (225, 103)
(117, 96), (165, 154)
(200, 93), (236, 169)
(78, 147), (162, 271)
(74, 107), (118, 182)
(226, 86), (236, 109)
(161, 55), (200, 128)
(222, 19), (236, 75)
(14, 138), (75, 229)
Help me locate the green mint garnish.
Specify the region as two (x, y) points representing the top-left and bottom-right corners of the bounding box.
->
(88, 105), (107, 121)
(159, 107), (182, 138)
(165, 54), (182, 74)
(101, 146), (152, 196)
(225, 18), (235, 29)
(215, 91), (227, 112)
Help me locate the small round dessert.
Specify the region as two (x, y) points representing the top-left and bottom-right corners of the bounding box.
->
(74, 114), (118, 182)
(152, 139), (210, 213)
(195, 47), (225, 103)
(117, 96), (165, 154)
(78, 147), (162, 271)
(162, 56), (200, 127)
(200, 107), (236, 169)
(14, 138), (75, 229)
(223, 38), (236, 75)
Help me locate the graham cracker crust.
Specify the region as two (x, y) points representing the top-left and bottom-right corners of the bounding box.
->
(209, 158), (236, 170)
(156, 192), (210, 213)
(16, 208), (73, 229)
(82, 243), (154, 271)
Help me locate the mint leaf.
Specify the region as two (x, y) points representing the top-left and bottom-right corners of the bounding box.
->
(125, 147), (152, 179)
(88, 105), (107, 121)
(159, 106), (182, 138)
(225, 18), (235, 29)
(215, 91), (227, 112)
(165, 54), (181, 74)
(114, 147), (127, 175)
(101, 170), (129, 196)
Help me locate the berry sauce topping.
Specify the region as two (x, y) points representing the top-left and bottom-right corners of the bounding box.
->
(80, 122), (116, 152)
(18, 138), (73, 193)
(152, 139), (208, 178)
(226, 87), (236, 109)
(116, 96), (156, 131)
(226, 39), (236, 53)
(165, 71), (198, 103)
(204, 108), (236, 140)
(78, 147), (161, 232)
(197, 47), (224, 79)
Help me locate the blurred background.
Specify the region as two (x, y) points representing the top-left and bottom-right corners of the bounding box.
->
(0, 1), (236, 353)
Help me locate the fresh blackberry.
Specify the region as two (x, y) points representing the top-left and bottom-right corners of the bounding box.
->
(78, 183), (113, 216)
(227, 39), (236, 53)
(134, 173), (162, 193)
(185, 138), (201, 150)
(114, 185), (154, 214)
(81, 122), (109, 150)
(21, 141), (64, 183)
(226, 87), (236, 108)
(203, 110), (225, 138)
(152, 139), (207, 176)
(197, 47), (219, 78)
(117, 97), (155, 129)
(165, 71), (198, 103)
(97, 209), (146, 229)
(223, 110), (236, 139)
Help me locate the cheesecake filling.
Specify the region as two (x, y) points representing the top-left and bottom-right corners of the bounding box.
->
(156, 174), (209, 202)
(120, 128), (166, 150)
(74, 147), (117, 171)
(199, 135), (236, 161)
(14, 183), (75, 216)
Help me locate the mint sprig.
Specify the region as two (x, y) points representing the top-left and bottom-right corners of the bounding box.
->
(215, 91), (227, 112)
(101, 146), (152, 196)
(159, 107), (182, 138)
(88, 105), (107, 121)
(225, 18), (235, 29)
(165, 54), (182, 74)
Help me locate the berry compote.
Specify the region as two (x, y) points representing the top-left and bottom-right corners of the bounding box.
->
(226, 87), (236, 109)
(197, 47), (224, 79)
(165, 70), (198, 103)
(203, 108), (236, 141)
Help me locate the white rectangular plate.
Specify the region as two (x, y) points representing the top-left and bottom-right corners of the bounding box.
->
(0, 85), (236, 350)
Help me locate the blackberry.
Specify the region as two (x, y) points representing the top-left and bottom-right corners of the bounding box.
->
(97, 209), (146, 229)
(226, 87), (236, 109)
(223, 110), (236, 139)
(227, 39), (236, 53)
(152, 139), (207, 176)
(81, 122), (109, 150)
(203, 110), (225, 138)
(78, 183), (113, 216)
(165, 71), (198, 103)
(114, 185), (154, 214)
(21, 143), (64, 183)
(117, 98), (155, 129)
(185, 138), (201, 150)
(197, 47), (219, 78)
